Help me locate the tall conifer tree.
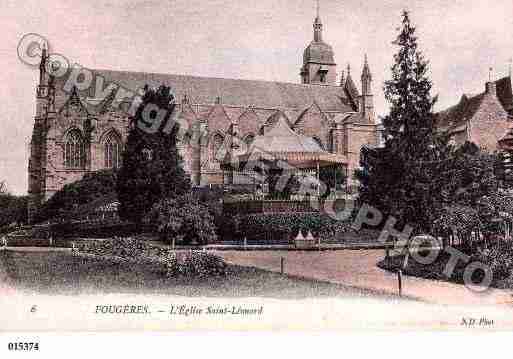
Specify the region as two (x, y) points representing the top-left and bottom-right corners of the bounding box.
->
(356, 11), (449, 232)
(117, 85), (191, 224)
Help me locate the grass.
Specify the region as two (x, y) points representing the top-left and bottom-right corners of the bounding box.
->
(0, 250), (400, 299)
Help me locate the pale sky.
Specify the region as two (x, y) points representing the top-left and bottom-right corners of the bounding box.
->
(1, 0), (512, 195)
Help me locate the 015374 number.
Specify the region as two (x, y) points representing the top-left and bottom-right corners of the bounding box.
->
(8, 342), (40, 351)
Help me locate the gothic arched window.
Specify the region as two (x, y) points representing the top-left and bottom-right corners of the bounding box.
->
(64, 130), (86, 169)
(104, 133), (121, 169)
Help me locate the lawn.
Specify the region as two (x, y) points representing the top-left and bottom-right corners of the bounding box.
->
(0, 250), (398, 299)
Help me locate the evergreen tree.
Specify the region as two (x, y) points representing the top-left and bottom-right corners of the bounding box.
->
(356, 11), (449, 233)
(117, 85), (191, 224)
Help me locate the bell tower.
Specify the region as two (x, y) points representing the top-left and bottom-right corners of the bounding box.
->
(300, 1), (337, 85)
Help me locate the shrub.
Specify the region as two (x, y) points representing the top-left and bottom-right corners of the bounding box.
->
(151, 194), (218, 245)
(180, 251), (227, 277)
(472, 243), (513, 283)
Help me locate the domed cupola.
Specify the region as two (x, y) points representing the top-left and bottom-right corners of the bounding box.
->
(303, 41), (336, 65)
(300, 1), (337, 85)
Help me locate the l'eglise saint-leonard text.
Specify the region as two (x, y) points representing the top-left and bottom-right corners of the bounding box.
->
(169, 305), (263, 316)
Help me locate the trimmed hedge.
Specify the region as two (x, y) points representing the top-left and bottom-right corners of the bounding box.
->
(238, 212), (351, 241)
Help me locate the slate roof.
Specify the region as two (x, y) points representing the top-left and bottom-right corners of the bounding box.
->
(303, 41), (336, 65)
(436, 93), (486, 131)
(437, 76), (513, 132)
(251, 115), (325, 154)
(344, 72), (360, 106)
(55, 68), (354, 114)
(265, 110), (292, 126)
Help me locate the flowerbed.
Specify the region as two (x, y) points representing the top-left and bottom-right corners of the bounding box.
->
(78, 237), (227, 278)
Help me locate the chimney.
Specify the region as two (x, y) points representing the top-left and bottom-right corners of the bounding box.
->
(485, 81), (497, 96)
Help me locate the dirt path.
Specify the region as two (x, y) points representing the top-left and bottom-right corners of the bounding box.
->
(217, 250), (513, 306)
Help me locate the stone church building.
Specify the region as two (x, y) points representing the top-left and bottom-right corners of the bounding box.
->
(28, 11), (379, 221)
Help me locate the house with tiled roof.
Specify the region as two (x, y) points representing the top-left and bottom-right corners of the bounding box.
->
(436, 77), (513, 152)
(27, 7), (379, 221)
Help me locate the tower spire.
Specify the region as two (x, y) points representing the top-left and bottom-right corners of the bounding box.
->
(360, 55), (374, 122)
(313, 0), (323, 42)
(362, 54), (372, 80)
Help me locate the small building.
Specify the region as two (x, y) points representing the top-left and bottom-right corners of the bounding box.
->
(229, 114), (347, 191)
(224, 115), (347, 215)
(436, 76), (513, 152)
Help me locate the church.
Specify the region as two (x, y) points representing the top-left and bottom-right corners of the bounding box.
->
(27, 9), (380, 221)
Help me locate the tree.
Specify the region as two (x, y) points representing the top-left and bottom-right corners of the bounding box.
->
(440, 142), (498, 207)
(356, 11), (449, 233)
(117, 85), (191, 224)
